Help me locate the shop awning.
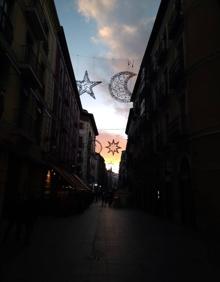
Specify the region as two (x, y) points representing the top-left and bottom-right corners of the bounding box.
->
(51, 165), (91, 192)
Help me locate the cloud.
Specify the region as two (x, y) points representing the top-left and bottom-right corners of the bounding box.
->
(74, 0), (160, 115)
(77, 0), (117, 22)
(74, 0), (160, 171)
(76, 0), (160, 60)
(98, 26), (112, 38)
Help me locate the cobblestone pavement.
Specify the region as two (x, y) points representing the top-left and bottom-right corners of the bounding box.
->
(0, 202), (220, 282)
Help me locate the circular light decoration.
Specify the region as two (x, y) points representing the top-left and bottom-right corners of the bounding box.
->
(105, 139), (122, 155)
(95, 140), (103, 154)
(109, 71), (136, 103)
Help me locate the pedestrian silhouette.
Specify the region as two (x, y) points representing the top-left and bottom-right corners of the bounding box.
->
(101, 191), (106, 207)
(107, 191), (113, 207)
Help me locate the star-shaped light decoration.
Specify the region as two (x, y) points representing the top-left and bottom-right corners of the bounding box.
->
(76, 70), (102, 99)
(105, 139), (122, 155)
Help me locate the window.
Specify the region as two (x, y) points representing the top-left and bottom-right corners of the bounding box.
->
(0, 0), (12, 44)
(79, 136), (83, 148)
(79, 122), (83, 129)
(0, 0), (8, 13)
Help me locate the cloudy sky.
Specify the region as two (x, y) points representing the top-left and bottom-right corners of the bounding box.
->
(54, 0), (160, 172)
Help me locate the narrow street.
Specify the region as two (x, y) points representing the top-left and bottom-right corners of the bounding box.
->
(1, 203), (219, 282)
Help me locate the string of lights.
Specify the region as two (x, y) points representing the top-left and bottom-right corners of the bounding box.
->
(73, 53), (140, 63)
(99, 128), (126, 131)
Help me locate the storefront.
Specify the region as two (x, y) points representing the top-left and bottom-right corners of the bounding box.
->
(43, 165), (93, 215)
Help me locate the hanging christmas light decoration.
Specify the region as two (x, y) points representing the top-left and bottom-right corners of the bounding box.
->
(95, 139), (103, 154)
(76, 70), (102, 99)
(105, 139), (122, 155)
(108, 71), (136, 103)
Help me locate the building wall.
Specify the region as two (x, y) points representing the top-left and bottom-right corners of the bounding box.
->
(124, 0), (220, 231)
(79, 120), (89, 182)
(40, 0), (58, 154)
(0, 0), (83, 216)
(184, 0), (220, 229)
(50, 32), (81, 172)
(93, 153), (106, 190)
(0, 0), (53, 216)
(78, 111), (98, 185)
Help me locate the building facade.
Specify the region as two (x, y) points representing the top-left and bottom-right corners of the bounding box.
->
(106, 169), (118, 192)
(78, 110), (98, 186)
(125, 0), (220, 231)
(118, 150), (128, 190)
(48, 26), (81, 172)
(93, 153), (107, 189)
(0, 0), (55, 217)
(0, 0), (86, 217)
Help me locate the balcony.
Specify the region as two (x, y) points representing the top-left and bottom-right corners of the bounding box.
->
(168, 1), (184, 40)
(0, 6), (13, 44)
(20, 45), (43, 88)
(25, 0), (48, 41)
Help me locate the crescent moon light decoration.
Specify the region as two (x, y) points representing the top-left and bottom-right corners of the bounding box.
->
(109, 71), (136, 103)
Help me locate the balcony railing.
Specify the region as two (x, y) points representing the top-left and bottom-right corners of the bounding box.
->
(0, 6), (13, 44)
(25, 0), (48, 41)
(20, 45), (43, 88)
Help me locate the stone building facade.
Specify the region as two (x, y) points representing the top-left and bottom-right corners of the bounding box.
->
(0, 0), (84, 216)
(125, 0), (220, 231)
(78, 110), (98, 186)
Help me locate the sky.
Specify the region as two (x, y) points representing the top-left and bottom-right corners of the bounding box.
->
(54, 0), (160, 173)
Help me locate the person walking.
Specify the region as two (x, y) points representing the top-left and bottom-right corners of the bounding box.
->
(101, 190), (106, 207)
